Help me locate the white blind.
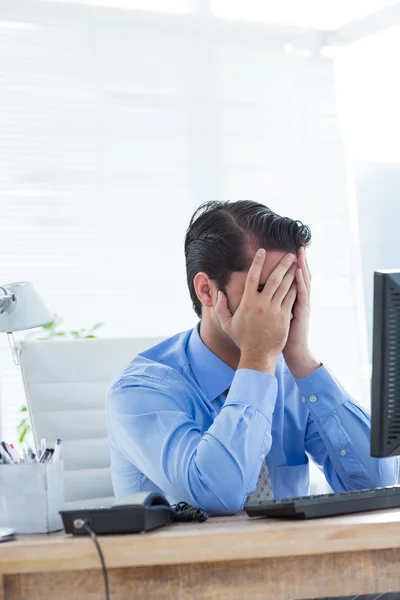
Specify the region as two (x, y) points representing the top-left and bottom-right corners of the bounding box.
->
(212, 0), (397, 29)
(0, 1), (366, 444)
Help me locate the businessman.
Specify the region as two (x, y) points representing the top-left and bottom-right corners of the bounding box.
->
(108, 200), (398, 502)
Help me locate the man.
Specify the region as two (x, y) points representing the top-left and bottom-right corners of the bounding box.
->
(107, 200), (398, 514)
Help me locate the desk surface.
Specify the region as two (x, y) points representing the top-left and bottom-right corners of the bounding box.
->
(2, 508), (400, 575)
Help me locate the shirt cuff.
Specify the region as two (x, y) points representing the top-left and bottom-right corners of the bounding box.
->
(295, 364), (350, 420)
(225, 368), (278, 422)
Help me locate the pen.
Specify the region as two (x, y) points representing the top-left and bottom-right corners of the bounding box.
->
(22, 448), (36, 464)
(38, 438), (46, 462)
(1, 442), (14, 464)
(52, 439), (62, 462)
(0, 439), (61, 465)
(8, 444), (20, 463)
(39, 449), (54, 463)
(5, 443), (16, 463)
(45, 449), (54, 463)
(39, 449), (49, 463)
(27, 447), (38, 463)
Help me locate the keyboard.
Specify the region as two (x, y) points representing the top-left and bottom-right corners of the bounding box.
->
(245, 486), (400, 520)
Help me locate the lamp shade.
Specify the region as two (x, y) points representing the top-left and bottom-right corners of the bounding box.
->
(0, 282), (54, 332)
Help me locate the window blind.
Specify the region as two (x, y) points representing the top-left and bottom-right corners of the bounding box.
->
(0, 1), (366, 445)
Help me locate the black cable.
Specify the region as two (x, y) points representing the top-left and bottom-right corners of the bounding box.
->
(73, 502), (205, 600)
(82, 522), (110, 600)
(171, 501), (208, 522)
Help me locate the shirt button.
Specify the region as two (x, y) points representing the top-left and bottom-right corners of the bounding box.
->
(340, 449), (347, 456)
(301, 396), (307, 404)
(310, 395), (317, 403)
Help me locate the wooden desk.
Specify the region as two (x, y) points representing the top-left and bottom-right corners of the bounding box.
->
(1, 510), (400, 600)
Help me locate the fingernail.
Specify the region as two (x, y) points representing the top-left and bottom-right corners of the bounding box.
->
(286, 253), (295, 261)
(257, 248), (266, 257)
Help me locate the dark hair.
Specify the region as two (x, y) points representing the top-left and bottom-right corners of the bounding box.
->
(184, 200), (311, 318)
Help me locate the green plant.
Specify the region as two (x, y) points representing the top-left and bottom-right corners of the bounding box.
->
(17, 405), (30, 444)
(18, 316), (104, 443)
(29, 315), (104, 340)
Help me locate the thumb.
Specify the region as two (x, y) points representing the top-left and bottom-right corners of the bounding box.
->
(214, 290), (232, 330)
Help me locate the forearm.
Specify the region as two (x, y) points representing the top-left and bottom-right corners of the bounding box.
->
(284, 349), (321, 379)
(238, 349), (278, 375)
(187, 369), (277, 512)
(308, 401), (399, 490)
(300, 366), (399, 489)
(108, 371), (278, 516)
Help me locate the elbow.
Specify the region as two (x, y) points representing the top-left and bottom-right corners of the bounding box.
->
(216, 488), (244, 516)
(365, 457), (399, 489)
(187, 456), (247, 516)
(378, 456), (399, 487)
(188, 479), (246, 516)
(194, 487), (244, 517)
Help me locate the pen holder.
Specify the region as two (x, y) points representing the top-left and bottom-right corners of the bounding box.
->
(0, 461), (64, 533)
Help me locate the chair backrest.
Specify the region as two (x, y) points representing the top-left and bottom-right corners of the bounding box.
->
(19, 337), (164, 502)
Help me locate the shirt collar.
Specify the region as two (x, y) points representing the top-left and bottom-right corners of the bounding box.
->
(186, 323), (235, 402)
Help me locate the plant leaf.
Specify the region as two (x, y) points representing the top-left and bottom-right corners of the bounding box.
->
(21, 405), (28, 413)
(17, 418), (28, 431)
(19, 425), (30, 444)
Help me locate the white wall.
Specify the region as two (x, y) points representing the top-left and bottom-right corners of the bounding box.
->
(0, 1), (364, 445)
(335, 25), (400, 364)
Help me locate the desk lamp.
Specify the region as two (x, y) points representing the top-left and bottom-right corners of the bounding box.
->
(0, 282), (53, 438)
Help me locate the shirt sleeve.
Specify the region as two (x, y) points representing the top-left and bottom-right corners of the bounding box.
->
(295, 365), (399, 491)
(107, 368), (278, 515)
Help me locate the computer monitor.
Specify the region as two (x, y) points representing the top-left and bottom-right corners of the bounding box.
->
(371, 270), (400, 458)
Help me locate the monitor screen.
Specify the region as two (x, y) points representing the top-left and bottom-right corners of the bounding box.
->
(371, 270), (400, 458)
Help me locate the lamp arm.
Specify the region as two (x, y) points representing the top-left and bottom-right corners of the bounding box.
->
(0, 288), (16, 314)
(7, 333), (20, 366)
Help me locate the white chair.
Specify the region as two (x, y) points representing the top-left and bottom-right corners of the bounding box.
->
(19, 337), (164, 503)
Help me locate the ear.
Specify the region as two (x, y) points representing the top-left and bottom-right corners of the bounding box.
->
(193, 272), (217, 311)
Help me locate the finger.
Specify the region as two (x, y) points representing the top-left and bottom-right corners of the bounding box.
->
(282, 282), (297, 313)
(214, 290), (233, 330)
(299, 246), (311, 290)
(262, 252), (296, 299)
(295, 267), (309, 306)
(304, 251), (311, 285)
(243, 248), (266, 301)
(297, 248), (310, 291)
(272, 262), (297, 305)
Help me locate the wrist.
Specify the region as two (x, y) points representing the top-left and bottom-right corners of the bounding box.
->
(239, 350), (278, 375)
(284, 351), (321, 379)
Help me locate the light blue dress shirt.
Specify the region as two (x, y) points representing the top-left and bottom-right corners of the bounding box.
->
(107, 324), (399, 515)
